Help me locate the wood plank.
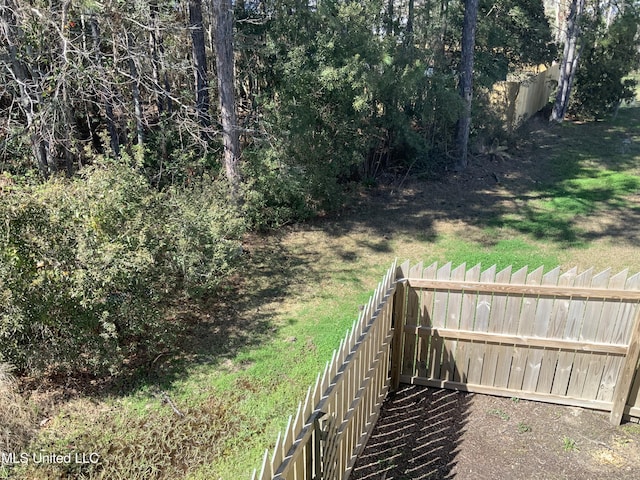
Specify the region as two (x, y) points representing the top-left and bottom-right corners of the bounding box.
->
(403, 326), (627, 354)
(611, 305), (640, 424)
(597, 272), (638, 400)
(442, 263), (467, 381)
(508, 266), (543, 390)
(626, 349), (640, 413)
(583, 270), (628, 400)
(466, 265), (496, 384)
(401, 262), (423, 377)
(522, 267), (560, 392)
(537, 268), (576, 394)
(481, 266), (512, 387)
(390, 275), (407, 391)
(626, 404), (640, 419)
(416, 262), (437, 379)
(404, 278), (640, 301)
(454, 264), (482, 383)
(566, 269), (611, 398)
(399, 375), (613, 412)
(494, 266), (528, 389)
(551, 268), (592, 396)
(429, 262), (452, 380)
(623, 275), (640, 412)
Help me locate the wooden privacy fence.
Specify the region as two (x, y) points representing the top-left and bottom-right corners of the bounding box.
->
(255, 260), (640, 479)
(491, 64), (560, 130)
(253, 262), (397, 480)
(392, 261), (640, 425)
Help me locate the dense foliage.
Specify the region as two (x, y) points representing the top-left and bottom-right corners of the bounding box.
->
(2, 0), (638, 379)
(571, 6), (640, 118)
(0, 164), (243, 376)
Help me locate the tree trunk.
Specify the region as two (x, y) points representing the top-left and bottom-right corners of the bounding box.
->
(59, 0), (75, 174)
(386, 0), (394, 36)
(550, 0), (585, 123)
(89, 15), (120, 158)
(405, 0), (415, 51)
(126, 32), (144, 150)
(89, 16), (120, 157)
(189, 0), (211, 129)
(455, 0), (479, 171)
(213, 0), (241, 199)
(1, 2), (51, 176)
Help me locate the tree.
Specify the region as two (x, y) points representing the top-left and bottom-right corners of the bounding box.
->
(550, 0), (585, 122)
(455, 0), (479, 170)
(213, 0), (241, 198)
(189, 0), (211, 129)
(475, 0), (555, 87)
(571, 4), (640, 118)
(89, 15), (120, 157)
(1, 1), (52, 176)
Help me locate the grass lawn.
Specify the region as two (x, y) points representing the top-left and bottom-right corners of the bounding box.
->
(6, 102), (640, 479)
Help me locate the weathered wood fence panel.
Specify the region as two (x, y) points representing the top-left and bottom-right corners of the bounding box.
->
(491, 63), (560, 129)
(394, 262), (640, 425)
(256, 260), (640, 479)
(252, 262), (397, 480)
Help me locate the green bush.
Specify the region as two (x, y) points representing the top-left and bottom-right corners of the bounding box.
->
(571, 9), (640, 119)
(0, 163), (243, 377)
(162, 178), (245, 296)
(241, 149), (314, 230)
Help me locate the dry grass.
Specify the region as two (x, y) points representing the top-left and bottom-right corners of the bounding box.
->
(0, 363), (35, 456)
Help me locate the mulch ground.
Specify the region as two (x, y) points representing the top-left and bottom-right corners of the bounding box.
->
(350, 385), (640, 480)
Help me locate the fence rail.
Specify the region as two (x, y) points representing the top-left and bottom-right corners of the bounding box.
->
(256, 260), (640, 479)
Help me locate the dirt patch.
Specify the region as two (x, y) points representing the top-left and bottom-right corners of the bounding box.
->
(351, 385), (640, 480)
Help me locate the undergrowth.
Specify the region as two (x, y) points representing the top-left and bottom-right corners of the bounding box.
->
(8, 104), (640, 479)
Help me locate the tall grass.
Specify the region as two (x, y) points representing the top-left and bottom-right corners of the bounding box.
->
(0, 363), (35, 476)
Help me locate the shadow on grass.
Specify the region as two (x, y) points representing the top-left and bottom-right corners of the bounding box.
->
(31, 107), (640, 404)
(154, 107), (640, 394)
(351, 386), (470, 480)
(136, 231), (323, 392)
(319, 106), (640, 249)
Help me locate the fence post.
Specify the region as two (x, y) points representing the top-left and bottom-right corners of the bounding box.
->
(610, 305), (640, 425)
(390, 275), (408, 392)
(312, 411), (327, 480)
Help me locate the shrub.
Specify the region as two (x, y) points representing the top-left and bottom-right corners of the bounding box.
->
(162, 178), (245, 297)
(0, 163), (243, 377)
(240, 148), (314, 230)
(571, 9), (640, 119)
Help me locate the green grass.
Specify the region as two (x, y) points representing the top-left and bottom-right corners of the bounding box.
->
(494, 166), (640, 245)
(562, 436), (578, 452)
(488, 409), (510, 421)
(490, 105), (640, 246)
(437, 236), (559, 272)
(12, 105), (640, 480)
(621, 423), (640, 436)
(517, 422), (532, 434)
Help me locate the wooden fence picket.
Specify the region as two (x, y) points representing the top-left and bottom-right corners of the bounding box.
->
(454, 263), (481, 383)
(480, 265), (512, 387)
(494, 265), (527, 389)
(442, 263), (466, 382)
(598, 271), (639, 402)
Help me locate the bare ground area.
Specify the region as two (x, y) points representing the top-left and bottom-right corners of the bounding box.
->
(351, 385), (640, 480)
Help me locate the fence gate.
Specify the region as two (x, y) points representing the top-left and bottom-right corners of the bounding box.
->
(390, 260), (640, 425)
